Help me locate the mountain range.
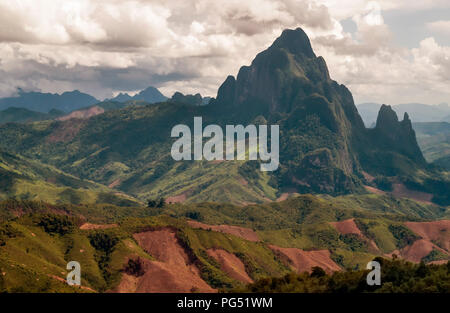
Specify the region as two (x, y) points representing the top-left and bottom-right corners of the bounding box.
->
(107, 86), (167, 103)
(0, 89), (99, 113)
(358, 102), (450, 127)
(0, 27), (449, 294)
(0, 86), (168, 116)
(0, 28), (447, 206)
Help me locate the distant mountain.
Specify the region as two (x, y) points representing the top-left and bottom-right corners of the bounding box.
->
(413, 122), (450, 164)
(358, 102), (450, 126)
(169, 92), (210, 106)
(0, 107), (64, 124)
(0, 89), (99, 113)
(108, 86), (167, 103)
(56, 106), (105, 121)
(434, 155), (450, 170)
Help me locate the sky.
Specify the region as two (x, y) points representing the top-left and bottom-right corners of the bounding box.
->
(0, 0), (449, 105)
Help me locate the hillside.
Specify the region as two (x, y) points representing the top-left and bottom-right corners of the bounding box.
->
(0, 196), (448, 292)
(0, 107), (64, 124)
(0, 149), (139, 206)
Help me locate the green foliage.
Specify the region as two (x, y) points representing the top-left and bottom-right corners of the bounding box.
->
(237, 258), (450, 293)
(422, 249), (449, 263)
(0, 222), (21, 246)
(388, 224), (421, 249)
(185, 211), (202, 221)
(147, 197), (165, 208)
(123, 257), (145, 277)
(373, 176), (393, 191)
(88, 232), (119, 254)
(36, 214), (76, 235)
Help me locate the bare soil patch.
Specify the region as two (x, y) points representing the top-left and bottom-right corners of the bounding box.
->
(391, 184), (433, 204)
(57, 106), (104, 121)
(330, 219), (362, 236)
(207, 248), (253, 284)
(114, 229), (215, 293)
(79, 223), (118, 230)
(108, 179), (121, 189)
(269, 245), (340, 274)
(405, 220), (450, 252)
(187, 220), (260, 242)
(47, 119), (87, 143)
(364, 185), (386, 195)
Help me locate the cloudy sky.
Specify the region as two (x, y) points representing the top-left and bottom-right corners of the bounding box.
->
(0, 0), (449, 105)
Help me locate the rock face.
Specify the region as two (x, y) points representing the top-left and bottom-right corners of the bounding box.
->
(374, 105), (425, 164)
(212, 28), (427, 195)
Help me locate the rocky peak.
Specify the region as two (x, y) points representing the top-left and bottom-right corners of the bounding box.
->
(375, 104), (399, 129)
(372, 105), (425, 164)
(270, 28), (316, 58)
(214, 27), (339, 118)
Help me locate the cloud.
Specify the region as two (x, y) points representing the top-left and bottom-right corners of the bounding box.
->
(427, 20), (450, 36)
(0, 0), (449, 106)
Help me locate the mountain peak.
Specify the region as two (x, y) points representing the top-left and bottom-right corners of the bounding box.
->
(376, 104), (399, 128)
(108, 86), (167, 103)
(214, 28), (332, 117)
(270, 28), (315, 58)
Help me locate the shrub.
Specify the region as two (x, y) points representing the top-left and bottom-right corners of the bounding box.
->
(36, 214), (75, 235)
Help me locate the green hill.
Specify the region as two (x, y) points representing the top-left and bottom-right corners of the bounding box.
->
(0, 149), (139, 206)
(0, 107), (63, 124)
(0, 195), (448, 292)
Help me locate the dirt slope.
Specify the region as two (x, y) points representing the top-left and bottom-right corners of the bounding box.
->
(57, 106), (104, 121)
(114, 228), (215, 293)
(384, 220), (450, 263)
(405, 221), (450, 252)
(330, 218), (379, 252)
(187, 221), (260, 242)
(79, 223), (118, 230)
(269, 245), (341, 274)
(330, 219), (362, 236)
(206, 249), (253, 284)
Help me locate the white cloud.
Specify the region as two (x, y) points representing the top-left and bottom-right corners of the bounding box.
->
(427, 20), (450, 36)
(0, 0), (449, 105)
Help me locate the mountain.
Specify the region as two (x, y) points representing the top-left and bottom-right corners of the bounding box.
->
(0, 28), (447, 205)
(0, 107), (64, 124)
(212, 28), (437, 197)
(0, 89), (99, 113)
(108, 86), (167, 103)
(358, 102), (450, 126)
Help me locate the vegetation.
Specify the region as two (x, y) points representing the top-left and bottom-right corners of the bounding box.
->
(236, 258), (450, 293)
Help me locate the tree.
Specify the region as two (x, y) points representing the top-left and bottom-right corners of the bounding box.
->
(147, 197), (165, 208)
(310, 266), (326, 278)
